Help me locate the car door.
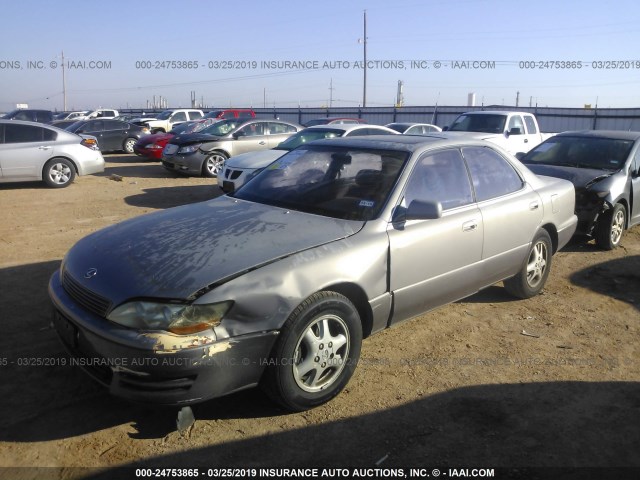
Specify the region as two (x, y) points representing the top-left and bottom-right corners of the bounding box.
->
(76, 121), (105, 148)
(0, 123), (56, 180)
(387, 148), (483, 324)
(630, 147), (640, 226)
(505, 114), (531, 154)
(461, 146), (544, 284)
(102, 120), (127, 151)
(266, 122), (298, 147)
(169, 111), (187, 129)
(233, 121), (271, 155)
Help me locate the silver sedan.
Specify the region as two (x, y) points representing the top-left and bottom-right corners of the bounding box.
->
(0, 120), (104, 188)
(49, 135), (577, 411)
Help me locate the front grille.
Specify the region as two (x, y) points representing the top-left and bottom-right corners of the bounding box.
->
(62, 270), (112, 317)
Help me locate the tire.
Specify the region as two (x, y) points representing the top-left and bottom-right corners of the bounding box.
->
(595, 203), (625, 250)
(504, 229), (552, 299)
(43, 158), (75, 188)
(202, 151), (227, 178)
(123, 137), (137, 154)
(261, 291), (363, 412)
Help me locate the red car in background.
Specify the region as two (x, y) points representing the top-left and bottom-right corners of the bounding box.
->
(133, 119), (216, 160)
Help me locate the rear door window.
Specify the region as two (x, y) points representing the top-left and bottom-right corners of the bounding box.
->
(462, 147), (524, 202)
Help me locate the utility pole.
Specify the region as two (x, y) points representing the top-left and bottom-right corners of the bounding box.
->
(329, 78), (334, 108)
(516, 91), (520, 107)
(362, 10), (367, 107)
(61, 51), (67, 111)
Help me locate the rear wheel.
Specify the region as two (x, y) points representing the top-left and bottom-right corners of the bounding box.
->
(504, 229), (552, 299)
(202, 151), (227, 178)
(123, 137), (136, 154)
(43, 158), (75, 188)
(595, 203), (625, 250)
(261, 291), (362, 412)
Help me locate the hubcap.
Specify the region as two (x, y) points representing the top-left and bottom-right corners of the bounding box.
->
(526, 240), (548, 288)
(206, 155), (225, 176)
(293, 314), (350, 392)
(611, 209), (625, 245)
(49, 163), (71, 184)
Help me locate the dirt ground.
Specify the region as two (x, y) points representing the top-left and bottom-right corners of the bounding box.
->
(0, 154), (639, 479)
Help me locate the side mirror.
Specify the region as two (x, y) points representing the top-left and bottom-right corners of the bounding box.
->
(515, 152), (526, 161)
(509, 127), (522, 136)
(393, 200), (442, 223)
(442, 126), (449, 131)
(233, 131), (246, 138)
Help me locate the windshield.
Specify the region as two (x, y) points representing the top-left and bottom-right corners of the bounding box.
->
(156, 110), (173, 120)
(449, 114), (507, 133)
(522, 136), (634, 171)
(233, 145), (409, 221)
(200, 119), (242, 136)
(276, 129), (345, 151)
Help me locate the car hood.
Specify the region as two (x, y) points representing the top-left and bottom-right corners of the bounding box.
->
(524, 164), (615, 189)
(170, 133), (225, 145)
(63, 196), (361, 306)
(225, 149), (287, 169)
(137, 133), (173, 144)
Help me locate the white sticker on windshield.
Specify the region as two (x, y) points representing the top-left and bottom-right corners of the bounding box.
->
(359, 200), (375, 208)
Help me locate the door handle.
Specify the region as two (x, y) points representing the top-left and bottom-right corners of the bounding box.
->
(38, 146), (52, 150)
(462, 220), (478, 232)
(524, 138), (529, 143)
(258, 141), (266, 145)
(529, 201), (539, 210)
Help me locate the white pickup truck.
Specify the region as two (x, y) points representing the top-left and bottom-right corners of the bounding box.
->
(142, 109), (204, 133)
(444, 111), (554, 155)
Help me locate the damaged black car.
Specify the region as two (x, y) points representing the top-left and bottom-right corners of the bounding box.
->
(520, 130), (640, 249)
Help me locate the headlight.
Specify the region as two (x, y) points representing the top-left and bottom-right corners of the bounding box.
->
(178, 144), (202, 154)
(107, 300), (232, 335)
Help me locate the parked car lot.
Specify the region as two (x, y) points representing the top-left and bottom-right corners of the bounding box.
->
(162, 118), (302, 177)
(0, 119), (104, 187)
(49, 136), (576, 411)
(520, 130), (640, 249)
(1, 151), (638, 471)
(219, 123), (400, 192)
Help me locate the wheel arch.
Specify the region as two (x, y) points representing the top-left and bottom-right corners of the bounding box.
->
(42, 156), (79, 178)
(320, 282), (374, 339)
(540, 223), (559, 254)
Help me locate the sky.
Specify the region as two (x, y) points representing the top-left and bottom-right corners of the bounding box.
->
(2, 0), (640, 111)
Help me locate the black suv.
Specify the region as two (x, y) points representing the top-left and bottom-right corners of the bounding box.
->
(2, 109), (54, 123)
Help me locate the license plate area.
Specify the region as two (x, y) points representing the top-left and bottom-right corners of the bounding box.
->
(53, 310), (78, 349)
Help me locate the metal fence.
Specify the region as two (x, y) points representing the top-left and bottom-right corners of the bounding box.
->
(119, 106), (640, 132)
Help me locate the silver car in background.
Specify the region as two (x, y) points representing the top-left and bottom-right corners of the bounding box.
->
(162, 118), (302, 177)
(0, 120), (104, 188)
(218, 123), (399, 192)
(49, 136), (577, 411)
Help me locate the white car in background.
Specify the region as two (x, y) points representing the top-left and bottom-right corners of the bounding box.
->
(386, 122), (442, 134)
(218, 124), (399, 193)
(0, 120), (104, 188)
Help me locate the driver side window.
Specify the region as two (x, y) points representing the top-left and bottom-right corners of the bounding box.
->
(404, 149), (474, 210)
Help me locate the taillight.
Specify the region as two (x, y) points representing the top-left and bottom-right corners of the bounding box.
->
(81, 138), (100, 150)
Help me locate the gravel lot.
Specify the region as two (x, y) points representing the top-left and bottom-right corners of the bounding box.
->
(0, 154), (639, 479)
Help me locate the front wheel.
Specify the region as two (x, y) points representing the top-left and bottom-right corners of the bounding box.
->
(504, 229), (552, 299)
(43, 158), (75, 188)
(595, 203), (625, 250)
(202, 151), (227, 178)
(261, 291), (362, 412)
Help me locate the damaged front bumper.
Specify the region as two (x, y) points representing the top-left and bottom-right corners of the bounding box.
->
(48, 271), (278, 405)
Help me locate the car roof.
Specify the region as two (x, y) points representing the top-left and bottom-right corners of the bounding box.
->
(305, 124), (397, 133)
(554, 130), (640, 141)
(307, 133), (486, 153)
(386, 122), (438, 127)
